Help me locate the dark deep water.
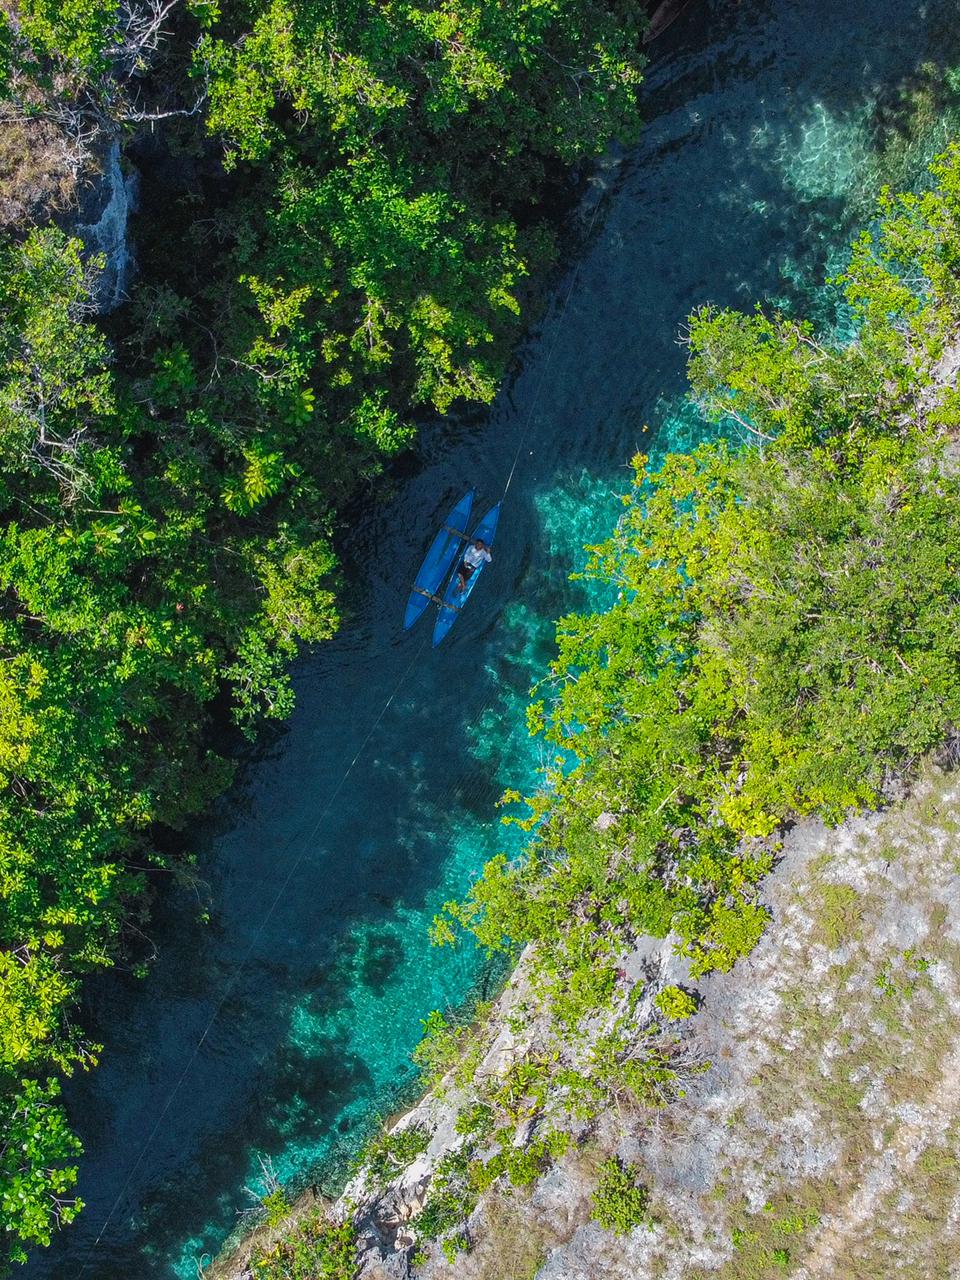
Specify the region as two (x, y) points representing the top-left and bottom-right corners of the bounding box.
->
(30, 1), (960, 1275)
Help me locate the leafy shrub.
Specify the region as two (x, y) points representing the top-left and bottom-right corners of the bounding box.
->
(412, 1008), (489, 1089)
(654, 986), (698, 1021)
(454, 1103), (496, 1141)
(591, 1159), (652, 1235)
(588, 1030), (688, 1110)
(440, 1233), (468, 1263)
(418, 1150), (477, 1241)
(261, 1187), (289, 1228)
(251, 1212), (357, 1279)
(0, 1079), (82, 1265)
(359, 1124), (429, 1186)
(472, 1130), (571, 1191)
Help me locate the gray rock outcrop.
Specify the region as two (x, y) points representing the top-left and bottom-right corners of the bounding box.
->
(69, 135), (138, 312)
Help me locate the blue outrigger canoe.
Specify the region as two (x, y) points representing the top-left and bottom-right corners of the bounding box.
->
(403, 490), (474, 630)
(432, 503), (501, 647)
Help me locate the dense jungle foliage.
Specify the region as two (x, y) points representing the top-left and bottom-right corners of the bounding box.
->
(0, 0), (649, 1265)
(425, 142), (960, 1187)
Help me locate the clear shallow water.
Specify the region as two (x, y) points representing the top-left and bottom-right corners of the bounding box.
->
(31, 3), (960, 1276)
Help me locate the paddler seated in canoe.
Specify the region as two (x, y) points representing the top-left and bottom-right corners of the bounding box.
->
(456, 538), (492, 594)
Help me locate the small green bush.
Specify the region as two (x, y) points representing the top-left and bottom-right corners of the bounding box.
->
(251, 1212), (357, 1279)
(440, 1233), (468, 1263)
(454, 1102), (495, 1140)
(475, 1130), (571, 1191)
(654, 985), (698, 1021)
(412, 1008), (488, 1088)
(591, 1159), (652, 1235)
(261, 1186), (289, 1228)
(360, 1124), (429, 1185)
(418, 1150), (477, 1241)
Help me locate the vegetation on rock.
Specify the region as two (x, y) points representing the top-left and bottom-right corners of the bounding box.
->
(591, 1158), (652, 1235)
(249, 1211), (357, 1279)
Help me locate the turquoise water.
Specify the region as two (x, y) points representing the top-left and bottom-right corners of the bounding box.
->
(28, 3), (960, 1277)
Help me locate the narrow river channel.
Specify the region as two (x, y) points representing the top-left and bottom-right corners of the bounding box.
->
(30, 1), (960, 1275)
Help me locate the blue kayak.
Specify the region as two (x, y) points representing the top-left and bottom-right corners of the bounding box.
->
(432, 503), (501, 647)
(404, 490), (474, 630)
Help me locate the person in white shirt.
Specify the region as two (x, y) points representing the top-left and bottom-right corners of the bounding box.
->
(456, 538), (492, 594)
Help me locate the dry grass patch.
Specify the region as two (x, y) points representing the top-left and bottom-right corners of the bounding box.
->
(470, 1194), (552, 1280)
(0, 117), (77, 227)
(810, 883), (862, 948)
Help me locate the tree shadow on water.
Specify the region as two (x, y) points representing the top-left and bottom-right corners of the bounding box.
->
(129, 1027), (377, 1278)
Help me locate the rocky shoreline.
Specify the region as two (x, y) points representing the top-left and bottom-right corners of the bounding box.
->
(205, 759), (960, 1280)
